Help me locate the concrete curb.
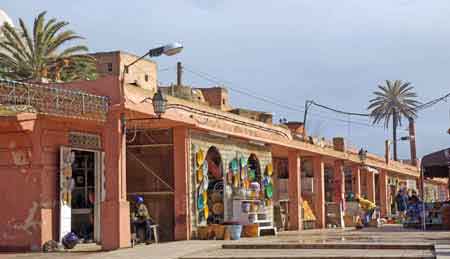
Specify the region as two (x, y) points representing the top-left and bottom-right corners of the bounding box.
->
(222, 243), (435, 250)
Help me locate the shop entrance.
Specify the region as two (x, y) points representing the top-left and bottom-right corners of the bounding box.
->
(59, 147), (103, 243)
(126, 129), (174, 241)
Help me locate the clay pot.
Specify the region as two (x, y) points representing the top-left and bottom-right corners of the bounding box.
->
(197, 226), (209, 240)
(242, 224), (259, 238)
(213, 224), (226, 240)
(223, 227), (231, 240)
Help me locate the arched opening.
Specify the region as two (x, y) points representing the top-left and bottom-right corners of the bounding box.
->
(205, 146), (224, 224)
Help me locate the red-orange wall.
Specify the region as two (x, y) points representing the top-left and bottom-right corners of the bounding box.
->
(0, 115), (104, 251)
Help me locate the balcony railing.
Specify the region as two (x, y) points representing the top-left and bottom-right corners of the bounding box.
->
(0, 79), (109, 121)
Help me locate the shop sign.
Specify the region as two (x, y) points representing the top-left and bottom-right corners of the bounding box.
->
(68, 132), (102, 149)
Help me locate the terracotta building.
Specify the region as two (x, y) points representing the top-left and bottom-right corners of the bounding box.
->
(0, 50), (443, 251)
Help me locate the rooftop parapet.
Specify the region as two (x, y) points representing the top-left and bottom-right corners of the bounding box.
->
(0, 79), (109, 121)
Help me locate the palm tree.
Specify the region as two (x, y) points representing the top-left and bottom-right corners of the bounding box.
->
(368, 80), (420, 161)
(0, 11), (96, 82)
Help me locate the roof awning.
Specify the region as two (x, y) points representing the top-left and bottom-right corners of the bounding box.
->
(422, 148), (450, 178)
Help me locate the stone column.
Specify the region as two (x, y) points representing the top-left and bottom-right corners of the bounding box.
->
(313, 156), (325, 228)
(366, 170), (376, 203)
(173, 127), (190, 240)
(351, 165), (361, 197)
(101, 110), (131, 250)
(333, 160), (345, 207)
(379, 169), (389, 217)
(288, 150), (302, 230)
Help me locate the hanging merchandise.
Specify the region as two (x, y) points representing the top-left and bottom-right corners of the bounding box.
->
(240, 166), (246, 181)
(212, 202), (224, 215)
(265, 182), (274, 199)
(243, 179), (250, 189)
(202, 190), (209, 220)
(197, 187), (205, 210)
(197, 168), (204, 182)
(248, 169), (256, 182)
(250, 182), (261, 192)
(230, 159), (239, 173)
(198, 210), (205, 223)
(196, 149), (205, 166)
(240, 156), (247, 181)
(211, 191), (222, 203)
(266, 163), (273, 176)
(233, 174), (240, 188)
(204, 206), (209, 220)
(240, 156), (247, 168)
(213, 181), (224, 193)
(249, 181), (260, 199)
(262, 176), (271, 187)
(209, 159), (222, 179)
(227, 171), (233, 185)
(202, 174), (209, 191)
(202, 162), (208, 177)
(225, 185), (233, 197)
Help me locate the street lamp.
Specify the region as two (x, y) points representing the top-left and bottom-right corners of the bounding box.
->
(152, 89), (167, 118)
(120, 42), (183, 133)
(124, 42), (183, 73)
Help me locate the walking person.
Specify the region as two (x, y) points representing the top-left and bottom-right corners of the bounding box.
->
(395, 189), (408, 222)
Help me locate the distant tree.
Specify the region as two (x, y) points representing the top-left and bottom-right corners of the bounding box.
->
(368, 80), (420, 161)
(0, 11), (96, 82)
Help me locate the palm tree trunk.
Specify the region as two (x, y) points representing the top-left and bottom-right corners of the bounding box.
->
(393, 111), (398, 161)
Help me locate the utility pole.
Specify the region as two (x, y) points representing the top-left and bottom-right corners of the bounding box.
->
(393, 110), (398, 161)
(303, 100), (313, 138)
(408, 117), (417, 166)
(177, 61), (183, 86)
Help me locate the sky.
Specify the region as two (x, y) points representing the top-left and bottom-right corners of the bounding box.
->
(2, 0), (449, 159)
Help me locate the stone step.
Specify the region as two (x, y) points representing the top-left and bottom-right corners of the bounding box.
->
(181, 248), (435, 259)
(222, 243), (435, 250)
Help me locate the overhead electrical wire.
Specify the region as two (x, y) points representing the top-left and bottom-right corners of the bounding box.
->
(416, 92), (450, 111)
(182, 66), (402, 131)
(162, 64), (448, 131)
(308, 100), (370, 117)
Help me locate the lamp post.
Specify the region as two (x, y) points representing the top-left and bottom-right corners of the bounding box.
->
(358, 148), (367, 165)
(120, 43), (183, 132)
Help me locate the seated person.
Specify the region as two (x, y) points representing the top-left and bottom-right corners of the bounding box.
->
(355, 196), (376, 227)
(131, 196), (154, 244)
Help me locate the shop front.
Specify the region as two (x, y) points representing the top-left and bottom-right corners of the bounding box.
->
(189, 131), (276, 239)
(59, 133), (105, 244)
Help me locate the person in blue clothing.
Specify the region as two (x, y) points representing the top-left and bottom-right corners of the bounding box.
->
(131, 196), (154, 244)
(406, 193), (423, 225)
(395, 188), (408, 221)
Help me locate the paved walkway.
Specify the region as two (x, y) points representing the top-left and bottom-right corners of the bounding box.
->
(4, 225), (450, 259)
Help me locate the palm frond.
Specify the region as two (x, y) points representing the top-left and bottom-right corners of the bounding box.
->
(0, 11), (93, 82)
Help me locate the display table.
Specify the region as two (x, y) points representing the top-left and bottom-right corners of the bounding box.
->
(232, 199), (276, 236)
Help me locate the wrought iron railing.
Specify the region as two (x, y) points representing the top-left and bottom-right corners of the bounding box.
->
(0, 79), (109, 121)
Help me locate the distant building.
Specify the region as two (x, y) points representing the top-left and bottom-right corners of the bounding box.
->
(92, 51), (158, 92)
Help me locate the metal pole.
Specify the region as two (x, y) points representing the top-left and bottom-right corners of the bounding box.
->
(303, 100), (313, 138)
(420, 165), (426, 231)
